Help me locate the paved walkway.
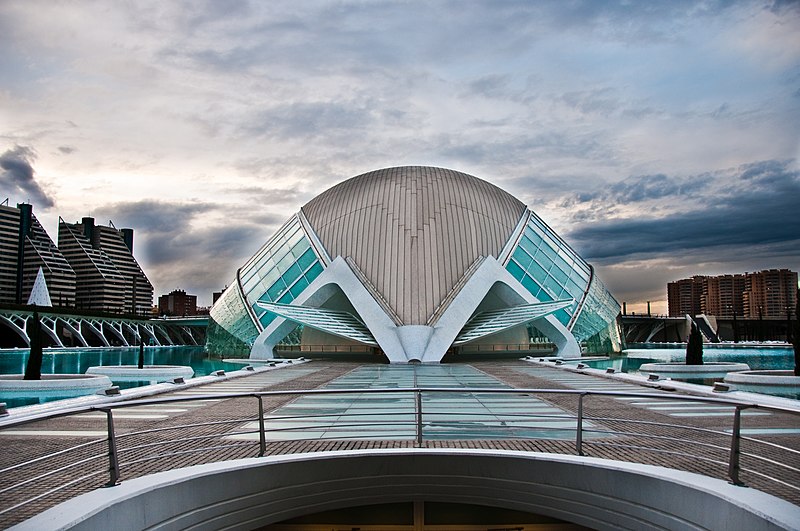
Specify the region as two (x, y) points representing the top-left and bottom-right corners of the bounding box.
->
(0, 360), (798, 528)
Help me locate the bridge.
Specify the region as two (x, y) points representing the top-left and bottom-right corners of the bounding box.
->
(620, 313), (794, 344)
(0, 307), (208, 349)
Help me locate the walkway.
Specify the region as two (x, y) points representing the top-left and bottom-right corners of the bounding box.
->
(0, 360), (798, 528)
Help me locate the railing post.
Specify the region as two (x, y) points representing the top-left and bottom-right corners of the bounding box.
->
(728, 405), (745, 486)
(415, 390), (423, 447)
(576, 393), (585, 456)
(257, 396), (267, 457)
(104, 409), (120, 487)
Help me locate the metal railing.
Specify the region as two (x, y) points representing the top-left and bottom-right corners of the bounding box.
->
(0, 387), (799, 523)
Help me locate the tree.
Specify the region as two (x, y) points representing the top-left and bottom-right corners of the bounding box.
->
(793, 289), (799, 377)
(686, 321), (703, 366)
(24, 308), (43, 380)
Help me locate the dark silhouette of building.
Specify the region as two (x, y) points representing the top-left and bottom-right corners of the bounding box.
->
(159, 289), (197, 316)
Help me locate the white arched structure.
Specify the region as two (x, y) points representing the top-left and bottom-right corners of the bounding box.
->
(18, 450), (799, 530)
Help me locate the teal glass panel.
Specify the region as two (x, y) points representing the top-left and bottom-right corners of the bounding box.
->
(554, 308), (570, 326)
(278, 291), (293, 304)
(527, 259), (548, 281)
(289, 276), (309, 297)
(266, 279), (285, 300)
(291, 238), (310, 259)
(259, 312), (275, 328)
(506, 259), (525, 281)
(306, 262), (324, 280)
(275, 251), (295, 274)
(282, 262), (303, 286)
(543, 275), (563, 296)
(524, 227), (543, 246)
(259, 268), (281, 293)
(536, 288), (553, 302)
(550, 263), (569, 284)
(520, 274), (541, 296)
(296, 248), (316, 271)
(535, 250), (553, 271)
(540, 242), (559, 262)
(512, 246), (533, 271)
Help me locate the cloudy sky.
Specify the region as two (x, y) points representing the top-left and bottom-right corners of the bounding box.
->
(1, 0), (798, 310)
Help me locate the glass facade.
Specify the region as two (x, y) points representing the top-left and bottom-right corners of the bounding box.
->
(210, 215), (325, 347)
(504, 211), (621, 346)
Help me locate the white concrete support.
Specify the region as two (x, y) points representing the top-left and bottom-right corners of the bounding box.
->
(0, 315), (29, 345)
(103, 322), (129, 347)
(62, 318), (89, 347)
(16, 450), (800, 531)
(251, 257), (407, 362)
(82, 321), (110, 347)
(421, 257), (580, 361)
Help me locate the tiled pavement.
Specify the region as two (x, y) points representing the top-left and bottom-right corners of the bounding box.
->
(1, 360), (798, 528)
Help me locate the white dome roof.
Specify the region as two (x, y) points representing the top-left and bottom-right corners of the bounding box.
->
(301, 166), (527, 325)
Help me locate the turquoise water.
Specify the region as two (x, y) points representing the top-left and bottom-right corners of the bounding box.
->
(575, 345), (794, 374)
(0, 346), (239, 407)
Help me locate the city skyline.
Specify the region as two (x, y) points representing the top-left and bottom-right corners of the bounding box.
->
(1, 1), (798, 309)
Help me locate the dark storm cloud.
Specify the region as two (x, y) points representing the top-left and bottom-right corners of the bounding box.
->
(567, 160), (800, 262)
(93, 200), (210, 233)
(92, 198), (286, 303)
(567, 173), (713, 206)
(0, 145), (54, 207)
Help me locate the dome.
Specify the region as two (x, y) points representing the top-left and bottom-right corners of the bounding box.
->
(301, 166), (527, 325)
(209, 165), (621, 363)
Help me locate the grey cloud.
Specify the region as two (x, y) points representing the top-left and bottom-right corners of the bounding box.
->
(90, 198), (285, 304)
(560, 88), (620, 116)
(244, 101), (375, 141)
(567, 159), (800, 263)
(465, 75), (514, 99)
(92, 200), (211, 233)
(0, 145), (54, 208)
(57, 146), (76, 155)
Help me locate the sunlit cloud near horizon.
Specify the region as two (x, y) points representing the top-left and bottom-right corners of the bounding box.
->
(1, 0), (798, 309)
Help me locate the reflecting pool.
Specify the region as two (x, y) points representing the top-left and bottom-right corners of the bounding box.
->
(0, 346), (239, 407)
(574, 344), (793, 374)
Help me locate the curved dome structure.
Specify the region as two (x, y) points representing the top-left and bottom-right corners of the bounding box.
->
(302, 167), (526, 325)
(210, 166), (621, 363)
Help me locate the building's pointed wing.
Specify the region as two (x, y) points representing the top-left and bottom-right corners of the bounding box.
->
(257, 301), (378, 346)
(454, 299), (573, 345)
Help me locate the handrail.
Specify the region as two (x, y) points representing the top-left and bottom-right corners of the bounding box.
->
(1, 387), (798, 525)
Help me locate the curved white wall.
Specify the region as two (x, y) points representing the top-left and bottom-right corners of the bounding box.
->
(15, 449), (799, 531)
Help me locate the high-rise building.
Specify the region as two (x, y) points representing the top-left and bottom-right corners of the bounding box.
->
(744, 269), (798, 318)
(159, 289), (197, 316)
(0, 201), (76, 306)
(58, 217), (153, 315)
(703, 274), (746, 317)
(668, 269), (798, 318)
(667, 276), (705, 317)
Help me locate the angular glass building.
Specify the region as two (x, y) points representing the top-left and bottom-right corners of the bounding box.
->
(209, 167), (621, 362)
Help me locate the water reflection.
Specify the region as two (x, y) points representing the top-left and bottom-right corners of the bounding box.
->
(0, 346), (239, 407)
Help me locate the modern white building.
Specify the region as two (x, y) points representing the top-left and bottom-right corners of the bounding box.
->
(209, 167), (621, 362)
